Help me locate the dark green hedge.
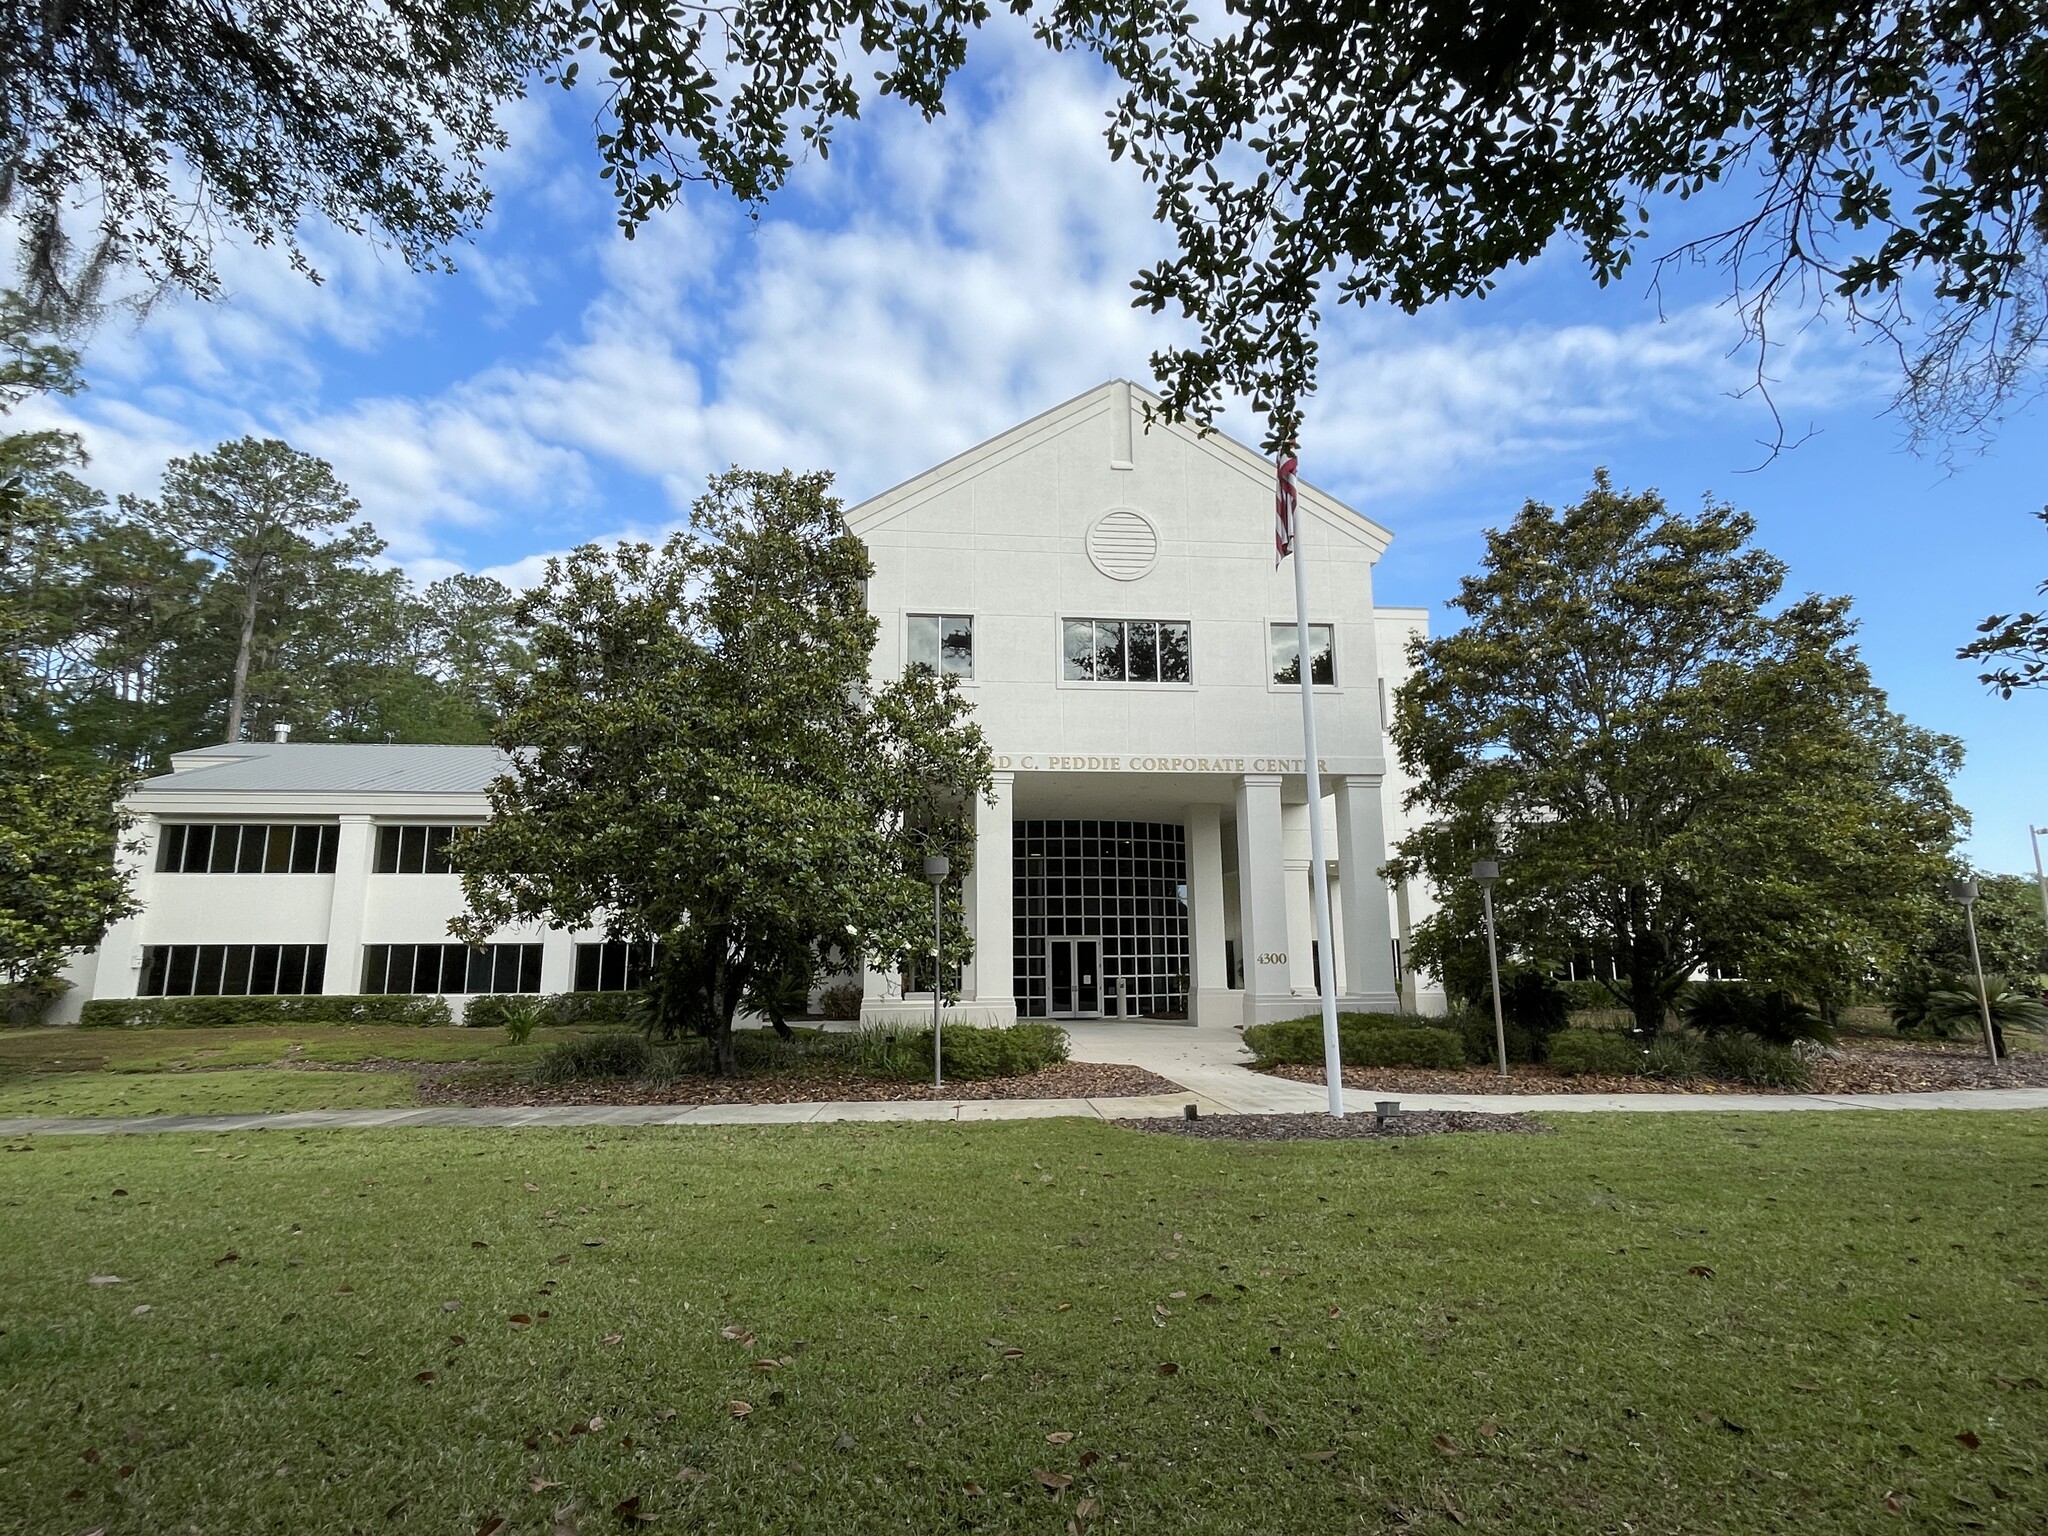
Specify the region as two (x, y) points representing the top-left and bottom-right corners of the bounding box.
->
(462, 992), (650, 1030)
(1244, 1013), (1465, 1070)
(79, 994), (453, 1030)
(1546, 1027), (1645, 1077)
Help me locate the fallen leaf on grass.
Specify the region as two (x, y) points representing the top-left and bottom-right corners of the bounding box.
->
(1477, 1420), (1500, 1439)
(1688, 1265), (1714, 1279)
(476, 1518), (505, 1536)
(603, 1334), (625, 1346)
(720, 1325), (754, 1344)
(550, 1253), (573, 1266)
(656, 1407), (678, 1422)
(1047, 1431), (1075, 1444)
(88, 1274), (124, 1286)
(1306, 1450), (1338, 1463)
(383, 1498), (408, 1520)
(1251, 1407), (1278, 1434)
(1956, 1431), (1982, 1449)
(1157, 1362), (1180, 1376)
(531, 1478), (563, 1493)
(1079, 1450), (1100, 1469)
(1791, 1382), (1821, 1392)
(524, 1183), (540, 1191)
(613, 1495), (652, 1524)
(1075, 1496), (1103, 1520)
(1003, 1348), (1025, 1359)
(443, 1300), (461, 1313)
(1432, 1435), (1462, 1455)
(130, 1305), (151, 1317)
(834, 1432), (857, 1451)
(509, 1314), (532, 1328)
(961, 1482), (984, 1497)
(1035, 1468), (1073, 1493)
(751, 1357), (779, 1370)
(1695, 1412), (1747, 1434)
(215, 1252), (239, 1266)
(472, 1241), (489, 1250)
(728, 1401), (753, 1419)
(415, 1371), (437, 1384)
(677, 1467), (710, 1485)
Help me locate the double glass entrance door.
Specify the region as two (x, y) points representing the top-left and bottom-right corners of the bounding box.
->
(1047, 938), (1101, 1018)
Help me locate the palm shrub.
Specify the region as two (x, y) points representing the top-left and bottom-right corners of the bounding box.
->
(1910, 976), (2047, 1039)
(498, 996), (549, 1045)
(1642, 1033), (1706, 1082)
(1486, 969), (1571, 1059)
(1680, 982), (1830, 1044)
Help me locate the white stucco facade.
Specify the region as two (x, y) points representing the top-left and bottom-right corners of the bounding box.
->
(54, 381), (1443, 1026)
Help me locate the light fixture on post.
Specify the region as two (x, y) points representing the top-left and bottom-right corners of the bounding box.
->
(924, 854), (951, 1088)
(2031, 826), (2048, 955)
(1471, 860), (1508, 1077)
(1948, 876), (2000, 1064)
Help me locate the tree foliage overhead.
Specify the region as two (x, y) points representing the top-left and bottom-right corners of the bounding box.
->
(1960, 507), (2048, 694)
(1049, 0), (2048, 450)
(1387, 472), (1966, 1033)
(453, 468), (991, 1073)
(0, 0), (555, 319)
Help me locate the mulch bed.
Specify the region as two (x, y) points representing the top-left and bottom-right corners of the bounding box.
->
(1264, 1039), (2048, 1096)
(416, 1059), (1182, 1107)
(1116, 1110), (1552, 1141)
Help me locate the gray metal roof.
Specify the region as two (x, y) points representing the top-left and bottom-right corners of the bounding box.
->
(141, 742), (513, 795)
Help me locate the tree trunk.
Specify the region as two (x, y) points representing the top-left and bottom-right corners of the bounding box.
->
(1625, 888), (1665, 1038)
(226, 573), (262, 743)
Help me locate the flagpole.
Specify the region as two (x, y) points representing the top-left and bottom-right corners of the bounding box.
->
(1279, 453), (1345, 1119)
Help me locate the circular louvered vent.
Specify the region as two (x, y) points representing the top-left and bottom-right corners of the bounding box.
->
(1086, 508), (1159, 581)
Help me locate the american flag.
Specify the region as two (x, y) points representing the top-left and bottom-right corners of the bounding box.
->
(1274, 453), (1298, 565)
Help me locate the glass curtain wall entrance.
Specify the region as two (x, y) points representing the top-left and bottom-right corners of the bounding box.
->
(1013, 820), (1189, 1019)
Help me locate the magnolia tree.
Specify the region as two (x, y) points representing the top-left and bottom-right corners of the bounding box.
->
(452, 469), (991, 1073)
(1387, 473), (1966, 1034)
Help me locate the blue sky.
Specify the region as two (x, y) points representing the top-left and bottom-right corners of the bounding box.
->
(21, 33), (2046, 875)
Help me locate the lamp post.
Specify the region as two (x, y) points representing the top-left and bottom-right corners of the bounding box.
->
(2031, 826), (2048, 958)
(1949, 876), (2000, 1065)
(1471, 860), (1508, 1077)
(924, 855), (950, 1088)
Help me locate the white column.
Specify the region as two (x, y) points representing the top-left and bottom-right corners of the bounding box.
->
(970, 771), (1016, 1024)
(539, 927), (577, 995)
(1335, 774), (1400, 1008)
(90, 813), (158, 1001)
(1233, 774), (1294, 1023)
(1184, 803), (1230, 1026)
(324, 814), (375, 995)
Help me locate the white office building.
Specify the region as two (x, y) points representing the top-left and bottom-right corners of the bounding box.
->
(59, 381), (1443, 1025)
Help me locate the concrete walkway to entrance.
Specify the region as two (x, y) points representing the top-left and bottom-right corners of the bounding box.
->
(1, 1019), (2042, 1136)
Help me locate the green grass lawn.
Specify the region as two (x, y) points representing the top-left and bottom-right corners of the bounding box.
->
(0, 1114), (2042, 1532)
(0, 1066), (420, 1116)
(0, 1024), (582, 1076)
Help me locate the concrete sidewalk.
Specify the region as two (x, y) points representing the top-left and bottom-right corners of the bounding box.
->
(1, 1084), (2044, 1137)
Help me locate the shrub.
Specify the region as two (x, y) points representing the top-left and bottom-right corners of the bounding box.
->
(1, 976), (71, 1026)
(498, 996), (549, 1045)
(1345, 1026), (1465, 1069)
(1546, 1028), (1645, 1077)
(1487, 970), (1569, 1056)
(847, 1022), (1071, 1081)
(80, 994), (453, 1029)
(463, 992), (650, 1031)
(818, 981), (864, 1021)
(1922, 977), (2048, 1038)
(533, 1031), (653, 1082)
(1244, 1014), (1464, 1070)
(1451, 1009), (1536, 1067)
(1642, 1034), (1705, 1082)
(1700, 1034), (1813, 1089)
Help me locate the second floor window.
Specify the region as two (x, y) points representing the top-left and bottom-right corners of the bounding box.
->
(1271, 623), (1336, 685)
(907, 613), (974, 678)
(375, 824), (461, 874)
(158, 823), (338, 874)
(1063, 619), (1191, 683)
